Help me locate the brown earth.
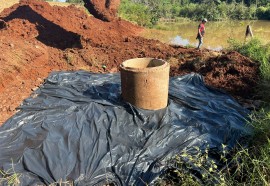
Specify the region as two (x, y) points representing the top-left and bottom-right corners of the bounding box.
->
(83, 0), (120, 21)
(0, 0), (259, 125)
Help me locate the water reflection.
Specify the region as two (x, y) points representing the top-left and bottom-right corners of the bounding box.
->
(170, 35), (224, 51)
(169, 35), (223, 51)
(170, 35), (190, 46)
(142, 20), (270, 50)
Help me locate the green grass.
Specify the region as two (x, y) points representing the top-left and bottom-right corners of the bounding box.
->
(0, 166), (74, 186)
(0, 160), (21, 186)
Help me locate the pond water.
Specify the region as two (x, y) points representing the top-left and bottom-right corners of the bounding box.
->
(141, 20), (270, 50)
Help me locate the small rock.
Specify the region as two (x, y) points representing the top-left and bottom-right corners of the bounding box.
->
(31, 93), (38, 98)
(9, 43), (14, 48)
(31, 87), (39, 91)
(37, 78), (43, 83)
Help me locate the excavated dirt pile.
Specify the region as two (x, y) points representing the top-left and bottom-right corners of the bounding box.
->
(83, 0), (120, 21)
(0, 0), (259, 124)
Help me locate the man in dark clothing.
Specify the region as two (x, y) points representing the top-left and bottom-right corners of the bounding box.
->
(196, 18), (207, 49)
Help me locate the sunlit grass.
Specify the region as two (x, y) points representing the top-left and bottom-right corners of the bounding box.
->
(47, 1), (84, 8)
(0, 0), (19, 12)
(0, 0), (84, 13)
(47, 2), (71, 7)
(0, 0), (89, 17)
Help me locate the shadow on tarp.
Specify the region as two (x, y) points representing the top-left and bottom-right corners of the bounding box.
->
(0, 71), (251, 185)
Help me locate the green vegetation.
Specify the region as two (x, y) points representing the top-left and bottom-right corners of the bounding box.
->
(119, 0), (270, 27)
(0, 160), (21, 186)
(178, 2), (258, 21)
(119, 0), (157, 27)
(0, 164), (73, 186)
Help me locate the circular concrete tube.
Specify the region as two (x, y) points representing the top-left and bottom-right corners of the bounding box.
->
(120, 58), (170, 110)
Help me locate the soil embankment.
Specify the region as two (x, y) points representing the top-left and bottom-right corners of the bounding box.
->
(83, 0), (120, 21)
(0, 0), (259, 124)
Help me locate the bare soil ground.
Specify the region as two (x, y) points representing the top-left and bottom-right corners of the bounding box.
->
(0, 0), (259, 125)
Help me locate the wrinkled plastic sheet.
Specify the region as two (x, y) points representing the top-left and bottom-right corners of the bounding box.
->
(0, 71), (250, 185)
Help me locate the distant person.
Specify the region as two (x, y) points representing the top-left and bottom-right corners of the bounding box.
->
(245, 25), (253, 38)
(196, 18), (207, 49)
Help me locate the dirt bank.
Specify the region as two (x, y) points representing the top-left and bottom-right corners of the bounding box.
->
(0, 0), (259, 125)
(83, 0), (120, 21)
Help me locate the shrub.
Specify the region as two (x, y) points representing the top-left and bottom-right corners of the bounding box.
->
(257, 6), (270, 20)
(119, 0), (155, 27)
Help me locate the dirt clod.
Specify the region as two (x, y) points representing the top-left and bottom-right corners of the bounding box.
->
(83, 0), (120, 21)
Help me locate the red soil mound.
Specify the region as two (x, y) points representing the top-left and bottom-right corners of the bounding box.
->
(83, 0), (120, 21)
(0, 0), (259, 124)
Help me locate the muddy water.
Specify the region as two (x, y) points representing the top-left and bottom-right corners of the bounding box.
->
(142, 20), (270, 50)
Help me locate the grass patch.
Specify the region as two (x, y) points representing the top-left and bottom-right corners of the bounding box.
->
(0, 160), (21, 186)
(0, 165), (74, 186)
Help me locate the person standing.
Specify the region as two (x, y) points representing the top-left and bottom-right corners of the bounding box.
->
(196, 18), (207, 49)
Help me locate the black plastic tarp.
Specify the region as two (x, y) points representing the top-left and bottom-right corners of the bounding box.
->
(0, 71), (250, 185)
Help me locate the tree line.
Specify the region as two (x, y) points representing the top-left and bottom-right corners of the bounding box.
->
(63, 0), (270, 26)
(120, 0), (270, 26)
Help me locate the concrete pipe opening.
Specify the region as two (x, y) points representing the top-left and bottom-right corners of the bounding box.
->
(120, 58), (170, 110)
